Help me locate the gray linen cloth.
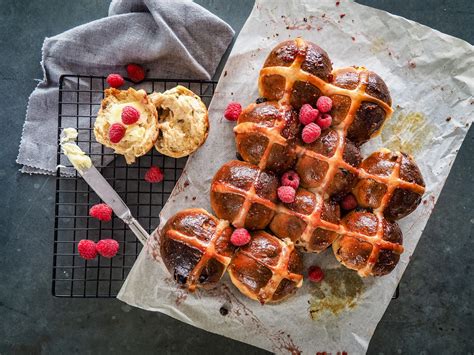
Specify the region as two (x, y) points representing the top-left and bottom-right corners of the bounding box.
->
(17, 0), (234, 175)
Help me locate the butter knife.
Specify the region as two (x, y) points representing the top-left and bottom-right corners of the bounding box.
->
(78, 165), (150, 245)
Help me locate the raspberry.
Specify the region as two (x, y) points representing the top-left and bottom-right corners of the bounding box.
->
(96, 239), (119, 258)
(224, 102), (242, 121)
(281, 170), (300, 190)
(301, 123), (321, 143)
(126, 63), (145, 83)
(77, 240), (97, 260)
(89, 203), (113, 222)
(316, 113), (332, 130)
(299, 104), (319, 125)
(341, 193), (358, 210)
(308, 265), (324, 282)
(121, 105), (140, 125)
(316, 96), (333, 113)
(144, 166), (164, 183)
(109, 123), (126, 143)
(277, 185), (296, 203)
(106, 73), (124, 88)
(230, 228), (251, 247)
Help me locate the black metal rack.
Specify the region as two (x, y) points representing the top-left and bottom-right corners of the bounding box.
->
(52, 74), (217, 297)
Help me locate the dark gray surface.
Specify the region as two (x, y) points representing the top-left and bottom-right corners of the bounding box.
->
(1, 0), (472, 354)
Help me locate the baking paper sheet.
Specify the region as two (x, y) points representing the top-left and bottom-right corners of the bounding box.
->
(117, 0), (473, 353)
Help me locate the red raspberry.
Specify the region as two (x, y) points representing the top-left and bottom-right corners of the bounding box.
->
(277, 185), (296, 203)
(281, 170), (300, 190)
(341, 194), (358, 210)
(96, 239), (119, 258)
(89, 203), (113, 222)
(77, 240), (97, 260)
(316, 113), (332, 130)
(144, 166), (164, 183)
(301, 123), (321, 143)
(126, 63), (145, 83)
(308, 265), (324, 282)
(109, 123), (126, 143)
(106, 73), (124, 88)
(316, 96), (333, 113)
(298, 104), (319, 125)
(224, 102), (242, 121)
(121, 105), (140, 125)
(230, 228), (251, 246)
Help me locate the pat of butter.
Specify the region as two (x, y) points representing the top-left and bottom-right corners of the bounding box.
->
(60, 128), (92, 172)
(60, 127), (78, 143)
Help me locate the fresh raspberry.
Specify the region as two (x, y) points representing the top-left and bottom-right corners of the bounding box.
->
(341, 193), (358, 210)
(106, 73), (124, 88)
(298, 104), (319, 125)
(89, 203), (113, 222)
(316, 96), (333, 113)
(277, 185), (296, 204)
(281, 170), (300, 190)
(301, 123), (321, 143)
(121, 105), (140, 125)
(126, 63), (145, 83)
(109, 123), (126, 143)
(308, 265), (324, 282)
(77, 240), (97, 260)
(316, 113), (332, 130)
(144, 166), (164, 183)
(96, 239), (119, 258)
(224, 102), (242, 121)
(230, 228), (251, 247)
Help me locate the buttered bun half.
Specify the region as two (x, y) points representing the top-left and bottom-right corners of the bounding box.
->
(149, 85), (209, 158)
(94, 87), (158, 164)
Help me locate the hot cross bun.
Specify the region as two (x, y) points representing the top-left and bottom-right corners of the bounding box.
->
(228, 231), (303, 304)
(159, 208), (235, 291)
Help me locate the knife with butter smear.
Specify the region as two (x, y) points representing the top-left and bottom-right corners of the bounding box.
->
(60, 128), (149, 245)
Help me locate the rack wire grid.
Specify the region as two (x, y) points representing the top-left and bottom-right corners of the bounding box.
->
(52, 74), (217, 297)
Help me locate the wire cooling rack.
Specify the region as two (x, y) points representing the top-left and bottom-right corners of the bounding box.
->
(52, 74), (217, 297)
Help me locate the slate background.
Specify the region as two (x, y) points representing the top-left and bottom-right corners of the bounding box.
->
(1, 0), (472, 353)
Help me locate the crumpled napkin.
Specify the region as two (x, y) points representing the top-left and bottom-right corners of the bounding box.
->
(17, 0), (234, 175)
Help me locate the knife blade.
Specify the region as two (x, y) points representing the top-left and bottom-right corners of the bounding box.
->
(79, 165), (150, 245)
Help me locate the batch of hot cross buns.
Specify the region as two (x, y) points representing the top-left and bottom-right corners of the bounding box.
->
(98, 38), (426, 305)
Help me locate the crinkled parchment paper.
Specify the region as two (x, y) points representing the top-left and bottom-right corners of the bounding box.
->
(118, 0), (473, 353)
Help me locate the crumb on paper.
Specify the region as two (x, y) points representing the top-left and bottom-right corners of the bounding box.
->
(281, 14), (316, 31)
